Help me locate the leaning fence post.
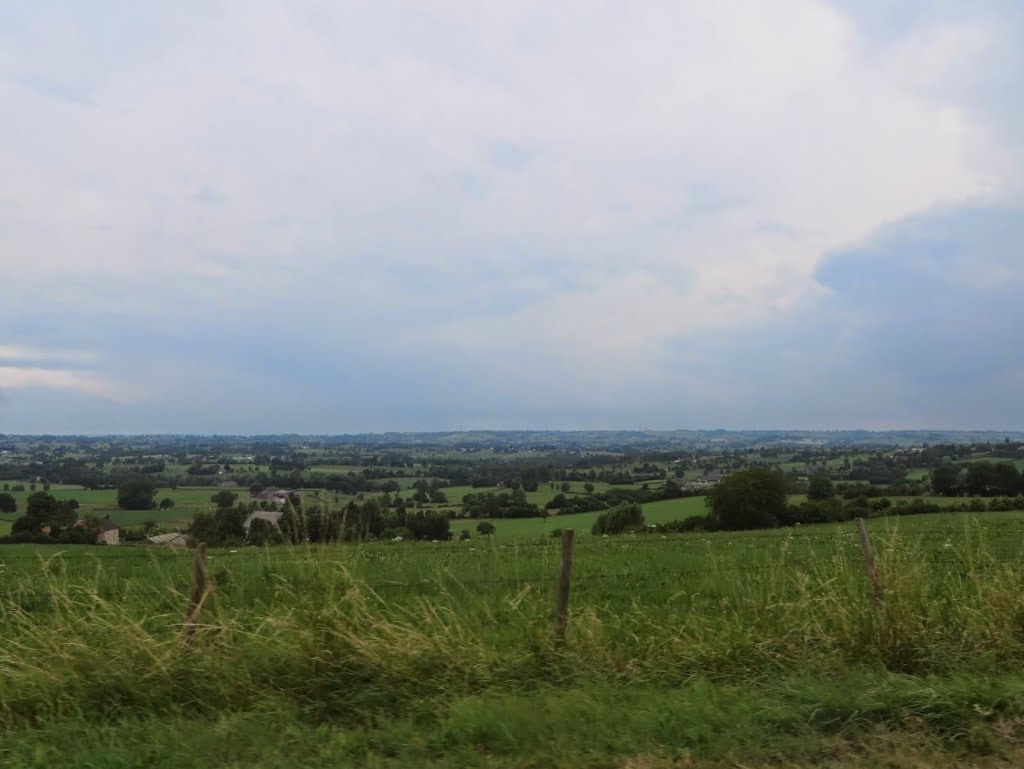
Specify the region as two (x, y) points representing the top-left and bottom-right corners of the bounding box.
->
(855, 518), (884, 606)
(182, 542), (208, 647)
(554, 528), (575, 642)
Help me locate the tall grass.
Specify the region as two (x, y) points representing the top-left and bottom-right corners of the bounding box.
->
(3, 518), (1024, 733)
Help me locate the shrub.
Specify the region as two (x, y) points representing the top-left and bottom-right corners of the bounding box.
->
(591, 502), (644, 535)
(406, 512), (451, 541)
(656, 514), (718, 533)
(707, 467), (789, 530)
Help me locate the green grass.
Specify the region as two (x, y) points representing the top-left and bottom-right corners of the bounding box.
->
(5, 509), (1024, 766)
(6, 675), (1024, 768)
(0, 486), (250, 529)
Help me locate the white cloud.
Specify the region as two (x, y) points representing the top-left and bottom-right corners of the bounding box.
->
(0, 345), (98, 363)
(0, 0), (1019, 427)
(0, 367), (136, 401)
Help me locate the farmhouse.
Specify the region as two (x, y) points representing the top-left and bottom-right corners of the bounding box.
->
(683, 473), (727, 491)
(74, 516), (120, 545)
(250, 489), (300, 505)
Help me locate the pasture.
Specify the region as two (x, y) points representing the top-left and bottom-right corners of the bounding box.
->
(4, 510), (1024, 767)
(0, 485), (250, 529)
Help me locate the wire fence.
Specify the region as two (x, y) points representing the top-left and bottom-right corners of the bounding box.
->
(2, 518), (1024, 612)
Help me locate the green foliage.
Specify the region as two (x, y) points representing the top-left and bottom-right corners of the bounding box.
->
(462, 489), (542, 519)
(707, 467), (789, 530)
(476, 521), (496, 536)
(247, 517), (283, 546)
(591, 502), (644, 535)
(158, 497), (175, 510)
(187, 511), (218, 545)
(15, 492), (79, 533)
(0, 492), (16, 514)
(210, 490), (239, 509)
(931, 465), (961, 496)
(406, 512), (451, 541)
(117, 477), (157, 510)
(545, 493), (568, 510)
(807, 474), (834, 501)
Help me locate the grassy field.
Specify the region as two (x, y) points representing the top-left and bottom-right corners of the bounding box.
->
(3, 509), (1024, 766)
(0, 485), (250, 529)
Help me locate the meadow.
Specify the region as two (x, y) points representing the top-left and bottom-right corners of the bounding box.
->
(4, 509), (1024, 767)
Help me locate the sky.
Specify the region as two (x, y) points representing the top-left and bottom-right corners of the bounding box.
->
(1, 0), (1022, 434)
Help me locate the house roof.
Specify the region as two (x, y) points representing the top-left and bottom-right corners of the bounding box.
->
(244, 510), (284, 528)
(147, 532), (190, 545)
(74, 517), (119, 532)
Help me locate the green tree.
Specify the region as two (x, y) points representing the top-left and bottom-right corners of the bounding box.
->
(22, 491), (79, 530)
(707, 467), (789, 530)
(406, 512), (451, 541)
(0, 492), (16, 514)
(117, 477), (157, 510)
(215, 505), (246, 543)
(210, 490), (239, 509)
(187, 511), (218, 545)
(591, 502), (644, 535)
(807, 474), (834, 501)
(993, 463), (1021, 496)
(476, 521), (496, 536)
(248, 517), (282, 546)
(965, 462), (999, 496)
(159, 497), (175, 511)
(931, 465), (961, 497)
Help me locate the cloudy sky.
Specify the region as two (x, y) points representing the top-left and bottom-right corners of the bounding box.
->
(1, 0), (1022, 433)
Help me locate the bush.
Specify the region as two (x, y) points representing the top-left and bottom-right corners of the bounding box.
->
(707, 467), (789, 530)
(117, 477), (157, 510)
(781, 498), (849, 526)
(656, 514), (718, 533)
(545, 493), (569, 510)
(591, 503), (644, 535)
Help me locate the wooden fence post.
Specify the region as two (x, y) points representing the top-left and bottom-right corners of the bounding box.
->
(554, 528), (575, 642)
(855, 518), (884, 606)
(182, 542), (208, 648)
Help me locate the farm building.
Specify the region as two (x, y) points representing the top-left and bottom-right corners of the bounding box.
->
(73, 516), (120, 545)
(243, 509), (284, 531)
(684, 473), (727, 490)
(147, 532), (190, 547)
(250, 489), (301, 505)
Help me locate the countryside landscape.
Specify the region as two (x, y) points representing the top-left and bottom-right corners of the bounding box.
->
(4, 0), (1024, 766)
(4, 431), (1024, 767)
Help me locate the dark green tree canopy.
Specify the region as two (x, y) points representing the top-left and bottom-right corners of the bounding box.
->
(807, 474), (834, 501)
(14, 491), (79, 533)
(117, 477), (157, 510)
(0, 492), (16, 514)
(591, 502), (644, 535)
(931, 465), (961, 497)
(210, 490), (239, 509)
(707, 467), (789, 530)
